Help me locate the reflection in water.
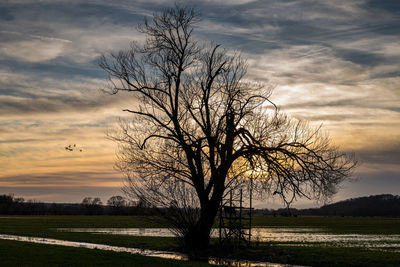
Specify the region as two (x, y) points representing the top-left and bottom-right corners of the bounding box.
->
(56, 227), (400, 250)
(0, 234), (186, 259)
(58, 227), (176, 237)
(208, 257), (301, 267)
(0, 234), (304, 267)
(57, 227), (321, 237)
(251, 228), (400, 249)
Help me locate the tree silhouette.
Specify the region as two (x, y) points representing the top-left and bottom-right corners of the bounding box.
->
(81, 197), (103, 215)
(100, 6), (356, 249)
(107, 195), (127, 208)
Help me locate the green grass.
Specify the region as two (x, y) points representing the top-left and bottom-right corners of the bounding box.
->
(0, 239), (218, 267)
(1, 215), (400, 266)
(213, 243), (400, 267)
(251, 215), (400, 234)
(0, 215), (176, 250)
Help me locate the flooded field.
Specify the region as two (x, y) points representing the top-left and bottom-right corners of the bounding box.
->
(57, 227), (400, 251)
(1, 216), (400, 266)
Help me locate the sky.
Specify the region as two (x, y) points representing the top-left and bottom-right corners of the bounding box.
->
(0, 0), (399, 208)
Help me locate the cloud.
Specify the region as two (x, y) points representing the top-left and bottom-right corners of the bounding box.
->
(283, 97), (400, 115)
(0, 0), (399, 203)
(0, 1), (147, 64)
(364, 0), (400, 13)
(0, 35), (69, 63)
(0, 69), (138, 116)
(0, 138), (61, 144)
(0, 170), (121, 186)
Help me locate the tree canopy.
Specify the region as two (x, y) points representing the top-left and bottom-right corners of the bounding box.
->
(100, 6), (356, 249)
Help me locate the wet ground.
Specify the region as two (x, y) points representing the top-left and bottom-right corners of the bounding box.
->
(0, 234), (304, 267)
(56, 227), (400, 251)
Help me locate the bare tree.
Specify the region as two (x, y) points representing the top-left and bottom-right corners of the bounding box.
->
(81, 197), (103, 215)
(81, 197), (102, 206)
(100, 6), (356, 249)
(107, 195), (127, 208)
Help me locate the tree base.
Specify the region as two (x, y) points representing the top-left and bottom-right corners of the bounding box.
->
(183, 229), (211, 251)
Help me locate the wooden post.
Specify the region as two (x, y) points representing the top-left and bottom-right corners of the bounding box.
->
(229, 190), (233, 240)
(219, 199), (222, 243)
(239, 189), (243, 244)
(249, 180), (252, 244)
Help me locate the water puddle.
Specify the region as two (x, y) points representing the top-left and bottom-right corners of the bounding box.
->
(0, 234), (304, 267)
(57, 227), (176, 237)
(0, 234), (186, 259)
(57, 227), (322, 237)
(251, 228), (400, 249)
(56, 227), (400, 250)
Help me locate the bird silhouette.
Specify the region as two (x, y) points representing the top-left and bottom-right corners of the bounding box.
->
(65, 144), (82, 152)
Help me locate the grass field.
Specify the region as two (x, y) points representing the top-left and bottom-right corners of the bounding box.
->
(1, 215), (400, 266)
(251, 216), (400, 234)
(0, 216), (175, 250)
(0, 239), (216, 267)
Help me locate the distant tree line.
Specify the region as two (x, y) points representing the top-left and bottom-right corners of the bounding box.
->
(1, 194), (399, 217)
(0, 194), (154, 216)
(313, 194), (400, 217)
(253, 194), (400, 217)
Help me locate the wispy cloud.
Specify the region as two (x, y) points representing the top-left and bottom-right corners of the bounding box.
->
(0, 0), (399, 205)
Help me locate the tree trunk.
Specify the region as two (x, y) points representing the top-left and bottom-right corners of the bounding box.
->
(184, 200), (220, 251)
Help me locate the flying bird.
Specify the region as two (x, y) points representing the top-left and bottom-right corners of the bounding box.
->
(65, 144), (83, 152)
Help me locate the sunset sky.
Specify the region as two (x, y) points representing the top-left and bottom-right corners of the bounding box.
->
(1, 0), (399, 208)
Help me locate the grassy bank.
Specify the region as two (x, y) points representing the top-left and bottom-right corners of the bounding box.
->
(0, 239), (218, 267)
